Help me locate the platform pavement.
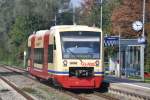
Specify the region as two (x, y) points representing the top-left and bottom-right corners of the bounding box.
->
(104, 75), (150, 99)
(105, 75), (150, 88)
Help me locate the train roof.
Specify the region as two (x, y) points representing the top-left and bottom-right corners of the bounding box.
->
(50, 25), (102, 32)
(35, 30), (49, 36)
(29, 25), (102, 38)
(28, 34), (35, 40)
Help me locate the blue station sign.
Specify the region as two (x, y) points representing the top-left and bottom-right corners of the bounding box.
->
(104, 36), (119, 47)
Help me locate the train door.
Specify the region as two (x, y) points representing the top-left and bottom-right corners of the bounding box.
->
(47, 34), (56, 76)
(43, 33), (49, 73)
(33, 34), (45, 72)
(31, 36), (35, 70)
(53, 37), (56, 71)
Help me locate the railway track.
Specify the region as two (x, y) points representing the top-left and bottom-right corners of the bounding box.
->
(109, 87), (150, 100)
(93, 92), (119, 100)
(0, 65), (118, 100)
(0, 65), (89, 100)
(0, 76), (34, 100)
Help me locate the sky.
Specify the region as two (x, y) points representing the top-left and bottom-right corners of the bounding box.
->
(69, 0), (85, 8)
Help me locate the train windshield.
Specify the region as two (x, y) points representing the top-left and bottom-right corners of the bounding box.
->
(60, 31), (101, 59)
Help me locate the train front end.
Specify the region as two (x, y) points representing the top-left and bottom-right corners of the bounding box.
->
(54, 26), (104, 89)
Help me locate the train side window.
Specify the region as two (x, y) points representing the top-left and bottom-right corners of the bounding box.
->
(34, 48), (44, 64)
(54, 37), (56, 50)
(48, 45), (53, 63)
(40, 48), (44, 63)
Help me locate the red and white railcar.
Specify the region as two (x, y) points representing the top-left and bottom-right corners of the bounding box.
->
(28, 25), (104, 89)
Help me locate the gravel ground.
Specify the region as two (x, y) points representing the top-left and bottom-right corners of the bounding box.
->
(0, 66), (120, 100)
(79, 93), (108, 100)
(0, 79), (26, 100)
(0, 66), (77, 100)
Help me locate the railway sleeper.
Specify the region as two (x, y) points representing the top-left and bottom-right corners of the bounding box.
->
(108, 87), (149, 100)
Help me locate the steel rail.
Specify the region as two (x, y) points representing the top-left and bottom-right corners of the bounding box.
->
(62, 90), (90, 100)
(94, 92), (119, 100)
(3, 65), (150, 100)
(2, 65), (124, 100)
(1, 65), (89, 100)
(1, 65), (122, 100)
(0, 76), (34, 100)
(109, 88), (150, 100)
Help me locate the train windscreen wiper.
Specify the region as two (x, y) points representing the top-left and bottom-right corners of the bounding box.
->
(67, 48), (83, 63)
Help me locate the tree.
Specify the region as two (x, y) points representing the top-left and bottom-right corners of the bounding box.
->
(79, 0), (121, 34)
(57, 12), (73, 25)
(111, 0), (150, 37)
(0, 0), (61, 65)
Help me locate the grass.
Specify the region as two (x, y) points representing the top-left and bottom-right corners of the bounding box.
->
(21, 87), (37, 94)
(0, 60), (26, 69)
(22, 87), (48, 100)
(128, 76), (150, 83)
(144, 78), (150, 83)
(22, 86), (70, 100)
(38, 85), (71, 100)
(128, 76), (141, 79)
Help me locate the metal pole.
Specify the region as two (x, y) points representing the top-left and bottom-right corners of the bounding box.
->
(24, 51), (26, 68)
(141, 0), (145, 81)
(118, 27), (121, 78)
(100, 0), (103, 29)
(142, 0), (145, 37)
(73, 7), (76, 25)
(141, 45), (144, 81)
(55, 14), (57, 26)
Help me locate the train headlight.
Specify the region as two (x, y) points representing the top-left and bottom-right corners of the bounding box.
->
(63, 60), (67, 66)
(95, 61), (99, 66)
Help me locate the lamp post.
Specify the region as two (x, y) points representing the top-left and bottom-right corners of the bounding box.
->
(100, 0), (103, 29)
(54, 14), (57, 26)
(69, 0), (76, 25)
(73, 6), (76, 25)
(141, 0), (146, 81)
(118, 27), (121, 78)
(142, 0), (145, 37)
(95, 0), (103, 29)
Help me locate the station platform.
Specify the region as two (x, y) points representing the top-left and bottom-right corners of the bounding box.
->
(104, 76), (150, 99)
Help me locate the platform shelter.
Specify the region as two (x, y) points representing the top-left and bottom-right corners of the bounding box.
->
(104, 37), (145, 80)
